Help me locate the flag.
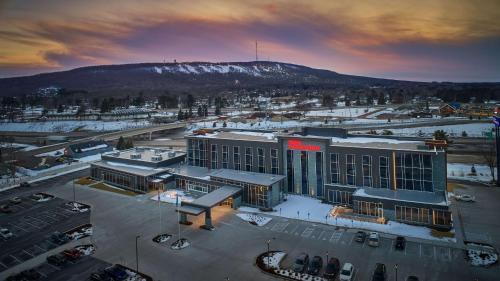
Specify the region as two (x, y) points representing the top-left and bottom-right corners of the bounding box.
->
(494, 116), (500, 127)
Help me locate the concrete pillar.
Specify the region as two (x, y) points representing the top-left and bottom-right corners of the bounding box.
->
(232, 195), (241, 210)
(204, 208), (212, 228)
(180, 213), (188, 224)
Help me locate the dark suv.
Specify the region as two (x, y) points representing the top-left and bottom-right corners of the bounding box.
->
(293, 253), (309, 273)
(323, 257), (340, 279)
(308, 256), (323, 275)
(395, 236), (406, 250)
(372, 263), (387, 281)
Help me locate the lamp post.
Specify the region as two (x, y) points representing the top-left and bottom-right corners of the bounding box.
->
(394, 263), (398, 281)
(326, 251), (329, 263)
(135, 235), (140, 272)
(266, 239), (271, 269)
(72, 179), (76, 203)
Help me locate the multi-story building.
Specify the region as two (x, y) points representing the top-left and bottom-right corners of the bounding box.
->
(185, 127), (451, 228)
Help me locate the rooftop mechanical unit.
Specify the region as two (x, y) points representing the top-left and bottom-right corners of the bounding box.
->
(151, 155), (163, 161)
(130, 153), (142, 159)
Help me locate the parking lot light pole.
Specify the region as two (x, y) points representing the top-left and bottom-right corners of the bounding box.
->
(326, 251), (329, 262)
(135, 235), (140, 273)
(72, 179), (76, 203)
(394, 263), (398, 281)
(266, 239), (271, 269)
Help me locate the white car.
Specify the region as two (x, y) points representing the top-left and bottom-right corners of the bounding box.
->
(339, 263), (354, 281)
(368, 232), (380, 247)
(0, 228), (13, 239)
(455, 194), (475, 202)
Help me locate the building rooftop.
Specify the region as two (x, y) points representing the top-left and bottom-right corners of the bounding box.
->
(104, 147), (186, 163)
(187, 185), (241, 208)
(209, 169), (286, 186)
(188, 130), (278, 143)
(92, 160), (170, 177)
(328, 136), (426, 150)
(353, 188), (448, 206)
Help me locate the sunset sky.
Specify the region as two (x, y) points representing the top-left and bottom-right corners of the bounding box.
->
(1, 0), (499, 81)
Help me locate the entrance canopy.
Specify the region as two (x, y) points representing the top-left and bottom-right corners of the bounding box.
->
(188, 185), (241, 209)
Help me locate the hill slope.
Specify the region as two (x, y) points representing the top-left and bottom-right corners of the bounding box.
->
(0, 61), (408, 97)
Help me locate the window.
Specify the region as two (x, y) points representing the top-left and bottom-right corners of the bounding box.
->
(211, 144), (218, 169)
(362, 155), (372, 187)
(271, 149), (279, 174)
(328, 190), (352, 205)
(233, 146), (241, 170)
(187, 139), (208, 167)
(330, 153), (339, 184)
(395, 206), (430, 224)
(346, 154), (356, 186)
(222, 145), (228, 168)
(300, 151), (308, 194)
(396, 153), (433, 192)
(354, 201), (383, 217)
(432, 209), (452, 227)
(286, 150), (294, 193)
(245, 147), (253, 171)
(316, 152), (323, 197)
(379, 156), (390, 189)
(257, 148), (266, 173)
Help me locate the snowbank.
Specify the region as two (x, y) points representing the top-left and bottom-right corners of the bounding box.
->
(448, 163), (496, 183)
(236, 213), (272, 226)
(150, 189), (194, 204)
(0, 120), (150, 132)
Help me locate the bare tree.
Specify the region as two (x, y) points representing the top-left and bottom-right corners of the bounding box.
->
(481, 140), (497, 182)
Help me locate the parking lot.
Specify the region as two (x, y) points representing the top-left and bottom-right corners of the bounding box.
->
(0, 190), (90, 273)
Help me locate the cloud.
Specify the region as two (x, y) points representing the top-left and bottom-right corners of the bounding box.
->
(0, 0), (499, 81)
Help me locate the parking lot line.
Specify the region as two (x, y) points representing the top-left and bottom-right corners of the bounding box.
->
(318, 230), (325, 240)
(433, 246), (436, 260)
(419, 244), (422, 257)
(22, 250), (34, 258)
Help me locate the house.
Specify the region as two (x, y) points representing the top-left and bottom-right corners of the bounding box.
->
(65, 140), (112, 159)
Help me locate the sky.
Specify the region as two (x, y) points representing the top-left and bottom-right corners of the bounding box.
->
(0, 0), (499, 82)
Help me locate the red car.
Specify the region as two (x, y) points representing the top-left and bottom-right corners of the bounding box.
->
(62, 249), (81, 261)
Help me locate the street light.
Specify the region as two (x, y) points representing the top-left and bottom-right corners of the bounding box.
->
(326, 251), (329, 263)
(266, 239), (271, 270)
(72, 179), (76, 203)
(135, 235), (140, 272)
(394, 263), (398, 281)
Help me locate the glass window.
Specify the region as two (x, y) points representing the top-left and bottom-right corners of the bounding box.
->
(258, 148), (266, 173)
(301, 151), (308, 194)
(286, 150), (294, 193)
(211, 144), (218, 169)
(187, 139), (208, 167)
(379, 156), (390, 189)
(330, 153), (339, 184)
(233, 146), (241, 170)
(222, 145), (229, 168)
(316, 152), (323, 197)
(362, 155), (372, 187)
(271, 149), (279, 174)
(346, 154), (356, 186)
(396, 153), (433, 192)
(245, 147), (253, 171)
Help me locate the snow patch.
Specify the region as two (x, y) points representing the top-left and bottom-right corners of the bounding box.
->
(236, 213), (272, 226)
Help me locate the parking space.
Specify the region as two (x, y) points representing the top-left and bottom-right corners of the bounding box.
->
(0, 190), (90, 274)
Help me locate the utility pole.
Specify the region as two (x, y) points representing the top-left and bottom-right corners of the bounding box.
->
(255, 41), (258, 61)
(135, 235), (140, 272)
(494, 116), (500, 186)
(73, 179), (76, 203)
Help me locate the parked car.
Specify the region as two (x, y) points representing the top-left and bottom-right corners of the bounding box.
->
(0, 228), (13, 239)
(90, 270), (114, 281)
(19, 269), (41, 280)
(406, 276), (419, 281)
(368, 232), (380, 247)
(395, 236), (406, 250)
(355, 231), (366, 243)
(20, 182), (30, 187)
(104, 265), (128, 281)
(50, 231), (70, 245)
(371, 263), (387, 281)
(0, 204), (12, 213)
(62, 249), (81, 261)
(323, 257), (340, 279)
(455, 194), (475, 202)
(47, 254), (67, 266)
(293, 253), (309, 273)
(339, 263), (354, 281)
(308, 256), (323, 275)
(9, 197), (22, 204)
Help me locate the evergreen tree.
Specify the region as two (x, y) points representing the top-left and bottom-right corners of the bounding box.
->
(177, 108), (183, 120)
(116, 136), (125, 150)
(125, 138), (134, 149)
(215, 105), (221, 115)
(197, 105), (203, 117)
(377, 93), (386, 105)
(57, 104), (64, 113)
(223, 121), (227, 128)
(212, 122), (217, 128)
(433, 130), (448, 141)
(203, 104), (208, 117)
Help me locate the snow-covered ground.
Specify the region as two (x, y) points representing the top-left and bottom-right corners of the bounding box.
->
(0, 120), (150, 132)
(0, 142), (39, 151)
(448, 163), (496, 183)
(262, 251), (286, 268)
(466, 243), (498, 267)
(36, 148), (65, 157)
(239, 195), (455, 242)
(383, 123), (493, 137)
(305, 108), (376, 118)
(150, 189), (194, 204)
(188, 120), (324, 131)
(331, 137), (419, 144)
(236, 213), (272, 226)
